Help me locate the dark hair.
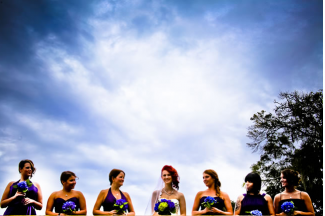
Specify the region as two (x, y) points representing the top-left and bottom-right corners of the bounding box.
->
(161, 165), (180, 190)
(203, 169), (221, 197)
(281, 169), (300, 186)
(60, 171), (77, 185)
(109, 169), (125, 185)
(18, 159), (36, 178)
(245, 172), (261, 195)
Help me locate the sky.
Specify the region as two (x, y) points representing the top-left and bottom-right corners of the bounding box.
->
(0, 0), (323, 215)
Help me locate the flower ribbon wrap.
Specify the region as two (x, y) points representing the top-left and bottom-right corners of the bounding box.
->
(13, 179), (33, 193)
(245, 210), (262, 216)
(62, 201), (77, 214)
(154, 199), (176, 215)
(202, 196), (218, 209)
(114, 199), (129, 214)
(281, 201), (295, 215)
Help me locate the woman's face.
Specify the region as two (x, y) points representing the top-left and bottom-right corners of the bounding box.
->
(63, 176), (77, 189)
(280, 173), (288, 187)
(245, 181), (254, 192)
(113, 172), (125, 186)
(162, 170), (172, 184)
(19, 162), (32, 177)
(203, 173), (214, 187)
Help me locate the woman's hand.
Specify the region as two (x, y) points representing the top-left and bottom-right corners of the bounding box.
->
(13, 191), (25, 199)
(108, 210), (117, 215)
(202, 207), (212, 214)
(210, 207), (222, 214)
(23, 197), (36, 205)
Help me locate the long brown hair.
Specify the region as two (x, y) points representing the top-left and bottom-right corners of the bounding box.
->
(204, 169), (221, 197)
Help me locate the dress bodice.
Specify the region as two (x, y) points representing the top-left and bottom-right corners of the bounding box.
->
(53, 197), (80, 213)
(102, 188), (128, 212)
(4, 180), (39, 215)
(199, 196), (225, 215)
(239, 193), (269, 215)
(278, 192), (307, 213)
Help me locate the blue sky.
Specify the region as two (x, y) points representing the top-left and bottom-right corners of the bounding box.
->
(0, 0), (322, 214)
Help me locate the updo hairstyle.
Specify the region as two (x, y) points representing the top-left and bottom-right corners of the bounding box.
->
(60, 171), (77, 185)
(109, 169), (125, 185)
(161, 165), (180, 190)
(203, 169), (221, 197)
(18, 159), (36, 178)
(281, 169), (300, 186)
(245, 172), (261, 195)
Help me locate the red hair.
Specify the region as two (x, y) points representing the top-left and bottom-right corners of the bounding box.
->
(161, 165), (180, 190)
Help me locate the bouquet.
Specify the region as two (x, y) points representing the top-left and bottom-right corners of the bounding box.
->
(201, 196), (217, 209)
(154, 199), (176, 215)
(62, 201), (77, 214)
(281, 201), (295, 215)
(245, 210), (262, 216)
(13, 179), (33, 193)
(114, 199), (129, 214)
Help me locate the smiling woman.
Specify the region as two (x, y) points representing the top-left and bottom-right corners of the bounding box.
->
(46, 171), (87, 215)
(192, 169), (233, 215)
(147, 165), (186, 216)
(0, 159), (43, 215)
(92, 169), (135, 215)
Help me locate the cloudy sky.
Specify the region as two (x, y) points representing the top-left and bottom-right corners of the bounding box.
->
(0, 0), (322, 215)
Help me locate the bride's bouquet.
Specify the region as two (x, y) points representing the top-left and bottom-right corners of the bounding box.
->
(114, 199), (129, 214)
(202, 196), (217, 209)
(154, 199), (176, 215)
(62, 201), (77, 214)
(281, 201), (295, 215)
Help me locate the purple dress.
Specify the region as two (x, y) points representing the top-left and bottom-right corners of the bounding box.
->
(102, 188), (127, 212)
(199, 196), (225, 215)
(239, 193), (269, 215)
(53, 197), (80, 213)
(4, 180), (39, 215)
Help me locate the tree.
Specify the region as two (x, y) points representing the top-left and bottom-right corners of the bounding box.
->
(247, 90), (323, 215)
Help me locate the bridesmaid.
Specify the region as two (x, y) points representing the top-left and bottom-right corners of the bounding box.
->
(46, 171), (87, 215)
(93, 169), (135, 215)
(0, 159), (43, 215)
(234, 172), (274, 215)
(274, 169), (314, 216)
(192, 169), (233, 215)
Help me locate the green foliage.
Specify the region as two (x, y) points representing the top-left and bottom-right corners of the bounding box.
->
(247, 90), (323, 215)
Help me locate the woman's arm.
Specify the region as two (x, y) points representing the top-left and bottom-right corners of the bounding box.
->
(23, 182), (43, 210)
(265, 194), (275, 216)
(234, 195), (244, 215)
(46, 192), (59, 215)
(274, 194), (286, 216)
(293, 192), (314, 216)
(210, 192), (233, 215)
(124, 192), (135, 216)
(191, 191), (209, 215)
(0, 181), (25, 208)
(92, 190), (116, 215)
(73, 191), (87, 215)
(178, 192), (186, 216)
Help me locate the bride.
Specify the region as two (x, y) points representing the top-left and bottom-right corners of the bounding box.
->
(149, 165), (186, 215)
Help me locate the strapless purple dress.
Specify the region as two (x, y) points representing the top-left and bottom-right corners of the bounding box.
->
(4, 180), (38, 215)
(53, 197), (80, 213)
(102, 188), (127, 212)
(199, 196), (225, 215)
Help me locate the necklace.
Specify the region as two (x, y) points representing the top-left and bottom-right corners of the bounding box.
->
(163, 188), (174, 196)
